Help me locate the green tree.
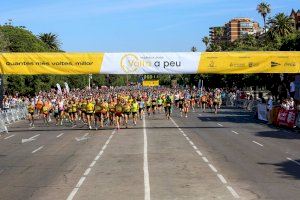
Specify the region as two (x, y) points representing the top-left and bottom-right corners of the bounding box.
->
(191, 46), (197, 52)
(202, 36), (210, 49)
(268, 13), (295, 38)
(0, 30), (10, 52)
(0, 25), (50, 52)
(38, 33), (61, 50)
(257, 2), (271, 33)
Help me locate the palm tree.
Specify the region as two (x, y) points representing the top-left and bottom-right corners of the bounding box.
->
(268, 13), (295, 38)
(202, 36), (210, 48)
(191, 46), (197, 52)
(38, 33), (61, 50)
(257, 2), (271, 33)
(214, 27), (224, 43)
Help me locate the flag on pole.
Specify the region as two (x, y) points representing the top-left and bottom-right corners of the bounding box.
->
(64, 82), (70, 94)
(56, 83), (62, 95)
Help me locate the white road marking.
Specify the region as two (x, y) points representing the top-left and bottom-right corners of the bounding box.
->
(84, 168), (91, 176)
(170, 117), (239, 199)
(66, 188), (79, 200)
(208, 164), (218, 173)
(231, 131), (239, 135)
(89, 160), (96, 167)
(76, 177), (86, 188)
(217, 123), (223, 127)
(287, 157), (300, 166)
(75, 133), (90, 142)
(202, 157), (209, 163)
(198, 114), (202, 116)
(217, 174), (227, 184)
(98, 150), (104, 156)
(56, 133), (64, 138)
(22, 134), (40, 143)
(66, 129), (115, 200)
(143, 116), (151, 200)
(178, 128), (182, 131)
(227, 186), (240, 199)
(32, 146), (44, 154)
(94, 155), (100, 161)
(4, 134), (15, 140)
(252, 141), (263, 147)
(196, 150), (203, 156)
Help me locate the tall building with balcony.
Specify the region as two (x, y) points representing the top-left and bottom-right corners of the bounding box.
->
(209, 18), (262, 43)
(290, 9), (300, 30)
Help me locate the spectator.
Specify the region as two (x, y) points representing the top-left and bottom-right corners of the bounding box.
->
(290, 81), (295, 98)
(267, 96), (273, 124)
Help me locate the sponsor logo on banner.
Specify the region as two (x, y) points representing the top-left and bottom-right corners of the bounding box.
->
(230, 62), (246, 68)
(248, 62), (259, 67)
(208, 60), (216, 68)
(120, 53), (182, 73)
(271, 61), (281, 67)
(101, 53), (199, 74)
(284, 62), (296, 67)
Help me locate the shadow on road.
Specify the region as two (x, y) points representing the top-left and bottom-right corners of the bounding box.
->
(258, 159), (300, 180)
(255, 130), (300, 140)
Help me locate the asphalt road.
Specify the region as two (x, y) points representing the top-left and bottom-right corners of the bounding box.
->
(1, 107), (300, 200)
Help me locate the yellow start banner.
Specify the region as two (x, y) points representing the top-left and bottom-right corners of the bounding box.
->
(0, 53), (104, 75)
(142, 80), (159, 87)
(199, 51), (300, 74)
(0, 52), (300, 74)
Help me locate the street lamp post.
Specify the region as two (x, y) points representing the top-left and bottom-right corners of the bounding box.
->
(88, 74), (92, 90)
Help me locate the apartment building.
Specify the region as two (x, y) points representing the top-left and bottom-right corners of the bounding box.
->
(209, 18), (262, 42)
(290, 9), (300, 30)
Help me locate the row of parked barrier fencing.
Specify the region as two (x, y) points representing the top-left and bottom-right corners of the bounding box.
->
(0, 104), (28, 134)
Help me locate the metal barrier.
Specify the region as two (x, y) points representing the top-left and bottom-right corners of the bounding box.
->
(0, 105), (28, 134)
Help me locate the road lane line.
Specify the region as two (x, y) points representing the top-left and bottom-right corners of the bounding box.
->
(32, 146), (44, 154)
(217, 123), (223, 127)
(4, 134), (15, 140)
(252, 141), (263, 147)
(89, 160), (96, 167)
(57, 133), (64, 138)
(66, 188), (79, 200)
(66, 129), (115, 200)
(84, 168), (91, 176)
(189, 141), (194, 146)
(227, 186), (240, 199)
(202, 157), (209, 163)
(76, 177), (86, 188)
(208, 164), (218, 173)
(196, 150), (203, 156)
(217, 174), (227, 184)
(198, 114), (202, 116)
(231, 131), (239, 135)
(98, 150), (104, 156)
(287, 157), (300, 166)
(170, 117), (239, 199)
(143, 116), (151, 200)
(94, 155), (100, 161)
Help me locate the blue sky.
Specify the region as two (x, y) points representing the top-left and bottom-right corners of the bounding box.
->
(0, 0), (298, 52)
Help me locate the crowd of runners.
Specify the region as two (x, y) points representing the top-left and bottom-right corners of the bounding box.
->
(25, 87), (224, 130)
